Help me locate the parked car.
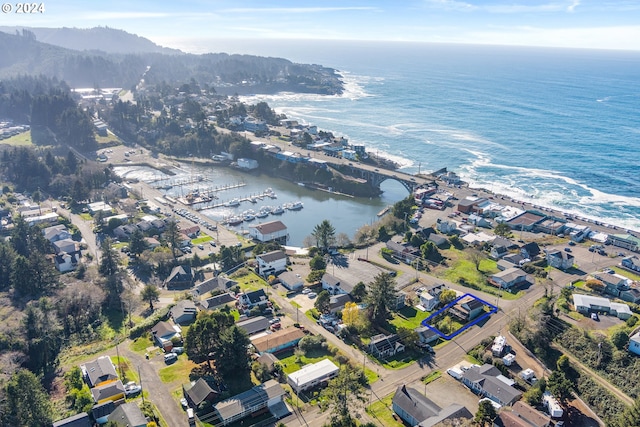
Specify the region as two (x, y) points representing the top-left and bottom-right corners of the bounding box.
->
(164, 353), (178, 364)
(568, 241), (576, 246)
(591, 312), (599, 321)
(172, 346), (184, 355)
(564, 247), (572, 252)
(302, 288), (311, 294)
(307, 292), (317, 299)
(198, 244), (204, 250)
(124, 381), (142, 396)
(269, 317), (281, 325)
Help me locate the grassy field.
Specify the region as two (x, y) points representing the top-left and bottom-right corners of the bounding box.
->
(612, 266), (640, 281)
(366, 392), (404, 427)
(233, 271), (268, 292)
(158, 355), (197, 383)
(390, 305), (431, 330)
(79, 213), (93, 221)
(422, 370), (441, 384)
(191, 235), (213, 245)
(277, 348), (378, 384)
(111, 355), (139, 384)
(0, 131), (32, 146)
(440, 256), (523, 300)
(130, 336), (154, 354)
(96, 132), (121, 145)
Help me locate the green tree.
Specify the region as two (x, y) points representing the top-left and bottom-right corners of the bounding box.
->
(377, 225), (390, 242)
(547, 370), (574, 404)
(467, 249), (484, 271)
(439, 289), (457, 306)
(611, 330), (630, 350)
(163, 219), (180, 260)
(315, 290), (331, 314)
(612, 397), (640, 427)
(310, 254), (327, 271)
(5, 369), (53, 426)
(396, 326), (419, 351)
(474, 399), (497, 426)
(128, 228), (149, 257)
(494, 222), (512, 237)
(351, 282), (367, 303)
(307, 269), (325, 283)
(365, 273), (398, 325)
(141, 284), (160, 311)
(320, 364), (366, 427)
(215, 325), (252, 384)
(313, 219), (336, 253)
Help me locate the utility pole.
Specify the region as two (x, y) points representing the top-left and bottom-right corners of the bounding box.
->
(138, 365), (145, 405)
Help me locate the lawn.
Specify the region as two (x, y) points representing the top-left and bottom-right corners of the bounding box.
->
(0, 131), (32, 146)
(79, 213), (93, 221)
(422, 370), (441, 384)
(390, 305), (431, 330)
(233, 271), (268, 292)
(277, 348), (378, 384)
(366, 392), (404, 427)
(441, 257), (523, 300)
(191, 234), (213, 245)
(158, 355), (197, 383)
(111, 355), (139, 384)
(612, 266), (640, 282)
(130, 336), (154, 354)
(379, 350), (418, 370)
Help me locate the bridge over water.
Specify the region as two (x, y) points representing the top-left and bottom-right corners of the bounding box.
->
(326, 161), (434, 193)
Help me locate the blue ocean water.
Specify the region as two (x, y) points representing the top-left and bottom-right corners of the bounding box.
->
(192, 40), (640, 231)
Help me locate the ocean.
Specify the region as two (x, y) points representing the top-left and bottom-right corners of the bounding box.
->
(177, 39), (640, 232)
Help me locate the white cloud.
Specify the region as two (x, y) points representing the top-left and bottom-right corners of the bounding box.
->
(425, 0), (583, 14)
(567, 0), (580, 12)
(221, 7), (379, 14)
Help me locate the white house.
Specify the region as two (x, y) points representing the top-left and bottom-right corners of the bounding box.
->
(249, 220), (288, 243)
(629, 332), (640, 356)
(321, 273), (354, 295)
(287, 359), (339, 393)
(256, 250), (288, 277)
(237, 158), (259, 170)
(55, 252), (80, 273)
(43, 224), (71, 242)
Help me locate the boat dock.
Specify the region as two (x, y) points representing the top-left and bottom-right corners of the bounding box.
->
(181, 187), (277, 210)
(377, 205), (392, 217)
(177, 182), (247, 205)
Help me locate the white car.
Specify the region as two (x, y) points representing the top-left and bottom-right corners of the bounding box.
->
(307, 292), (317, 299)
(124, 381), (142, 396)
(302, 288), (311, 294)
(164, 353), (178, 363)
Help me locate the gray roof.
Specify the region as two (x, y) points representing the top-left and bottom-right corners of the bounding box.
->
(91, 380), (125, 403)
(392, 385), (441, 422)
(257, 250), (287, 263)
(183, 378), (218, 406)
(418, 404), (473, 427)
(322, 273), (354, 294)
(83, 356), (117, 387)
(166, 265), (193, 284)
(329, 293), (352, 311)
(170, 300), (197, 321)
(107, 402), (147, 426)
(193, 275), (238, 297)
(151, 321), (177, 338)
(214, 380), (285, 421)
(236, 316), (270, 335)
(462, 364), (521, 405)
(201, 293), (236, 309)
(243, 289), (268, 305)
(52, 412), (91, 427)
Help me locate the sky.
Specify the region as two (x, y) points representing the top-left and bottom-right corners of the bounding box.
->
(4, 0), (640, 52)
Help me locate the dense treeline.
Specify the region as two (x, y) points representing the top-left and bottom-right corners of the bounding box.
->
(0, 29), (343, 94)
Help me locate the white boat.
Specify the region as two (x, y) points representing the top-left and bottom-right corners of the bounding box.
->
(287, 201), (304, 210)
(227, 216), (243, 226)
(225, 198), (241, 207)
(242, 210), (256, 221)
(256, 208), (269, 218)
(271, 206), (284, 215)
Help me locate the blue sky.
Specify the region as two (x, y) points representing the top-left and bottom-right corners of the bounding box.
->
(5, 0), (640, 51)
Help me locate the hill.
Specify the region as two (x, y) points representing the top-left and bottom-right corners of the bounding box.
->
(0, 29), (343, 95)
(0, 25), (181, 54)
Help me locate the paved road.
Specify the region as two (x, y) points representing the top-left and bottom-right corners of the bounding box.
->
(107, 343), (189, 427)
(56, 205), (101, 262)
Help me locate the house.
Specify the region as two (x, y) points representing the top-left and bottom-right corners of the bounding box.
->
(81, 356), (118, 388)
(201, 293), (236, 310)
(164, 265), (194, 290)
(329, 293), (352, 313)
(151, 321), (181, 350)
(136, 220), (153, 232)
(511, 401), (552, 427)
(53, 238), (78, 255)
(107, 402), (147, 427)
(170, 300), (198, 325)
(287, 359), (339, 393)
(369, 334), (405, 358)
(392, 385), (472, 427)
(629, 332), (640, 356)
(183, 378), (219, 408)
(415, 326), (440, 346)
(278, 271), (304, 291)
(43, 224), (71, 242)
(181, 225), (201, 238)
(461, 364), (522, 406)
(236, 316), (270, 336)
(213, 380), (287, 426)
(488, 268), (531, 289)
(256, 352), (280, 372)
(249, 220), (288, 243)
(256, 250), (288, 277)
(520, 242), (541, 259)
(437, 220), (457, 234)
(144, 237), (161, 249)
(91, 401), (115, 425)
(321, 273), (354, 295)
(592, 272), (631, 298)
(91, 380), (126, 404)
(572, 294), (633, 320)
(622, 256), (640, 273)
(52, 412), (91, 427)
(238, 289), (269, 309)
(468, 213), (492, 228)
(546, 250), (574, 270)
(609, 233), (640, 252)
(193, 275), (237, 298)
(386, 240), (419, 263)
(490, 245), (509, 260)
(252, 327), (305, 354)
(448, 295), (486, 322)
(55, 251), (81, 273)
(619, 287), (640, 304)
(500, 253), (526, 269)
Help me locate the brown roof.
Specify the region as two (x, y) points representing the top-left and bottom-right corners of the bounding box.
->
(496, 411), (530, 427)
(512, 401), (551, 427)
(252, 328), (305, 353)
(251, 220), (287, 234)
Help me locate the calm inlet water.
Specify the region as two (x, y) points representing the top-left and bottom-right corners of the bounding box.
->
(114, 164), (408, 246)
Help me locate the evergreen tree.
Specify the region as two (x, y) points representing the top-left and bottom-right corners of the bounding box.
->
(5, 370), (53, 427)
(314, 290), (331, 314)
(141, 284), (160, 311)
(365, 273), (398, 325)
(163, 219), (180, 260)
(129, 228), (149, 257)
(474, 399), (497, 426)
(320, 365), (366, 427)
(312, 219), (336, 253)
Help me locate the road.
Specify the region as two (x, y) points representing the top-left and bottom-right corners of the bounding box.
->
(55, 204), (101, 262)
